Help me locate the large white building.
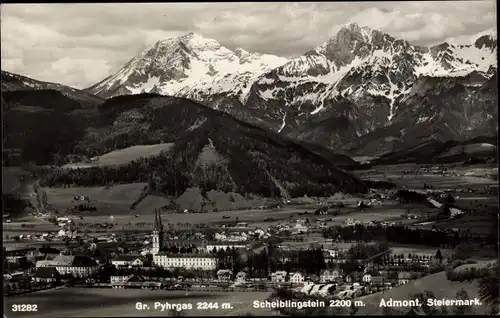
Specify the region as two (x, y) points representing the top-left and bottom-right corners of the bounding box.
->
(153, 252), (217, 270)
(36, 255), (98, 277)
(151, 211), (217, 270)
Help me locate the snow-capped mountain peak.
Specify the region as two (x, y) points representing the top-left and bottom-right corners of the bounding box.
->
(88, 25), (496, 146)
(87, 32), (289, 100)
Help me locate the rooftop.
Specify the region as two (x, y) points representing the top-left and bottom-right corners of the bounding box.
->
(154, 252), (216, 258)
(205, 241), (250, 246)
(39, 255), (98, 267)
(113, 255), (143, 262)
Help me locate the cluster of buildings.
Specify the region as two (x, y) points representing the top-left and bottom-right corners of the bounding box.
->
(148, 211), (252, 270)
(35, 255), (99, 278)
(213, 227), (270, 241)
(274, 219), (310, 234)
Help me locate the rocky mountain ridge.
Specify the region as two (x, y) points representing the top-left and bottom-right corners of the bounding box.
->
(86, 24), (497, 152)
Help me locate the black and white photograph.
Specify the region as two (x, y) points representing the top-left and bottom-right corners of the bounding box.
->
(2, 2), (498, 317)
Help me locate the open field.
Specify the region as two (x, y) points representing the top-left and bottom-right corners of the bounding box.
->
(389, 244), (452, 257)
(3, 240), (76, 251)
(4, 287), (276, 317)
(356, 163), (498, 235)
(355, 164), (498, 190)
(62, 143), (174, 168)
(43, 183), (147, 207)
(355, 263), (493, 315)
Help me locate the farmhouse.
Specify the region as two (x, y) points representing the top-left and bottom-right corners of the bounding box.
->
(289, 272), (304, 284)
(398, 272), (412, 285)
(362, 274), (372, 283)
(270, 271), (287, 283)
(323, 248), (340, 258)
(236, 271), (247, 282)
(33, 267), (61, 283)
(111, 274), (146, 285)
(111, 275), (131, 284)
(320, 269), (341, 283)
(217, 269), (233, 281)
(111, 274), (162, 289)
(36, 255), (98, 277)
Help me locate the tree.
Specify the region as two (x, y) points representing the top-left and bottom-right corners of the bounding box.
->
(98, 263), (117, 283)
(477, 263), (500, 314)
(435, 249), (443, 263)
(452, 288), (474, 315)
(410, 290), (439, 316)
(453, 243), (473, 261)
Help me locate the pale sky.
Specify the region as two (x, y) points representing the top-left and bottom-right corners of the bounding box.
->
(1, 1), (496, 89)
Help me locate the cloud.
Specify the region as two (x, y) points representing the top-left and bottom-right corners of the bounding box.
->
(1, 1), (496, 88)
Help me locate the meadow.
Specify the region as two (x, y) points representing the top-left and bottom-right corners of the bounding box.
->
(62, 143), (174, 169)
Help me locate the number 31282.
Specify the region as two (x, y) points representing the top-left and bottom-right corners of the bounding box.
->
(12, 304), (38, 312)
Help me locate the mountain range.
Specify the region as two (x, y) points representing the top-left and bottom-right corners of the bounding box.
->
(86, 23), (498, 154)
(2, 70), (104, 108)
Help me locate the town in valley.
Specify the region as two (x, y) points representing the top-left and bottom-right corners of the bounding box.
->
(2, 2), (499, 317)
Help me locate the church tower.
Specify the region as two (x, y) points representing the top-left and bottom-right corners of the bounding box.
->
(151, 209), (164, 255)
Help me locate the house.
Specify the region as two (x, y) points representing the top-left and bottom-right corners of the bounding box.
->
(236, 271), (247, 282)
(362, 274), (372, 283)
(319, 269), (341, 283)
(253, 228), (266, 238)
(35, 255), (98, 278)
(111, 274), (161, 289)
(345, 275), (353, 283)
(270, 271), (287, 283)
(111, 275), (130, 284)
(111, 255), (144, 268)
(33, 267), (61, 283)
(111, 274), (147, 285)
(289, 272), (304, 284)
(217, 269), (233, 281)
(398, 272), (412, 285)
(323, 248), (340, 258)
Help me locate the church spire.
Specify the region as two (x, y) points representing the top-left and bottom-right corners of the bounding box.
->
(153, 209), (163, 231)
(154, 209), (159, 231)
(158, 210), (163, 230)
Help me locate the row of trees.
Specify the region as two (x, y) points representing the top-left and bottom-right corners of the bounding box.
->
(214, 246), (327, 278)
(4, 280), (59, 295)
(322, 223), (496, 247)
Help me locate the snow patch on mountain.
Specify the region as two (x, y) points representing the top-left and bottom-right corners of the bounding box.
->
(89, 32), (288, 102)
(88, 24), (496, 140)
